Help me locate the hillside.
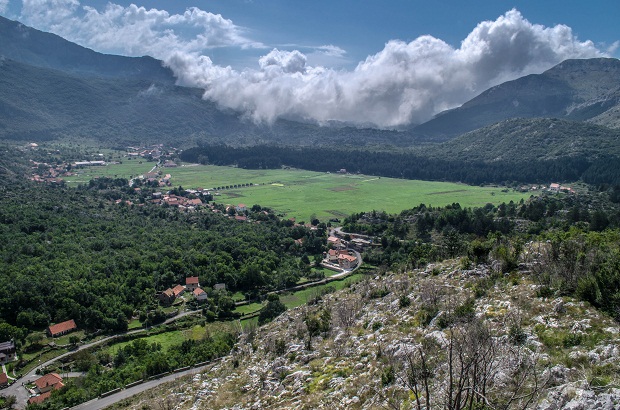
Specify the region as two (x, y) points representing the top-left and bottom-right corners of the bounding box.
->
(425, 117), (620, 163)
(414, 58), (620, 140)
(0, 15), (174, 82)
(112, 260), (620, 410)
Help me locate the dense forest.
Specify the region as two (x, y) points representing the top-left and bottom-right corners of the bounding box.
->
(0, 172), (325, 341)
(181, 144), (620, 185)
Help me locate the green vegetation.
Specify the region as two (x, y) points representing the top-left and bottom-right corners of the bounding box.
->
(169, 164), (531, 221)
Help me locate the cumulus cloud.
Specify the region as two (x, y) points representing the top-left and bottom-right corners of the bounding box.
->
(18, 0), (261, 58)
(13, 3), (610, 127)
(196, 9), (606, 127)
(0, 0), (9, 14)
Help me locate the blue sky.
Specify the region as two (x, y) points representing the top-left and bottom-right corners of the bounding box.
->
(1, 0), (618, 127)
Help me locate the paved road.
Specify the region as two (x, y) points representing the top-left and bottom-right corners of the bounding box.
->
(4, 310), (201, 409)
(71, 362), (217, 410)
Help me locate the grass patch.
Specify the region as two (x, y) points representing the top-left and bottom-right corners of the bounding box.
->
(107, 330), (185, 355)
(235, 302), (263, 316)
(166, 165), (533, 221)
(279, 274), (364, 309)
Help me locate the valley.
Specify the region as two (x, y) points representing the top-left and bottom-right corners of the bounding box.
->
(1, 10), (620, 410)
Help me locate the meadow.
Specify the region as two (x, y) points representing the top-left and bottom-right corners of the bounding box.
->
(171, 164), (534, 221)
(65, 160), (535, 221)
(64, 158), (156, 186)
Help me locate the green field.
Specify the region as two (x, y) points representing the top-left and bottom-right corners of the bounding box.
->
(172, 164), (533, 221)
(66, 161), (534, 221)
(64, 159), (156, 186)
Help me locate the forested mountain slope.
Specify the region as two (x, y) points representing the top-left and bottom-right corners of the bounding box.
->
(414, 58), (620, 139)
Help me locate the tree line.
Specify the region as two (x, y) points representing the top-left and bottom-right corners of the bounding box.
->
(181, 144), (620, 185)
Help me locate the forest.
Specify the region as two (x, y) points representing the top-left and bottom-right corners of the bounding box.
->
(0, 168), (325, 343)
(181, 144), (620, 185)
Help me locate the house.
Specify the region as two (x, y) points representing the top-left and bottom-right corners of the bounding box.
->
(549, 183), (560, 192)
(157, 288), (175, 305)
(214, 283), (227, 291)
(338, 253), (358, 270)
(327, 236), (342, 248)
(0, 341), (16, 364)
(47, 319), (77, 338)
(34, 373), (64, 394)
(29, 392), (53, 405)
(0, 372), (8, 387)
(350, 238), (372, 251)
(186, 276), (200, 291)
(235, 203), (247, 213)
(172, 284), (186, 297)
(163, 160), (178, 167)
(193, 288), (208, 301)
(327, 249), (339, 263)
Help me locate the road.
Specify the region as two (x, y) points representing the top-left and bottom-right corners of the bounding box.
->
(6, 228), (362, 408)
(70, 363), (216, 410)
(4, 309), (201, 409)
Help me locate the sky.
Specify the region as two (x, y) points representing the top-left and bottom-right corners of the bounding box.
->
(1, 0), (619, 128)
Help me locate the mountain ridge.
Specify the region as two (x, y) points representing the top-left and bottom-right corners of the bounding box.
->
(413, 58), (620, 139)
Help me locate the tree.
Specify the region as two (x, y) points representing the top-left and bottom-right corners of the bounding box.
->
(258, 294), (286, 325)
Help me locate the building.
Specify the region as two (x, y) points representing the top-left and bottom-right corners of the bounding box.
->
(350, 238), (372, 251)
(186, 276), (200, 291)
(214, 283), (227, 291)
(0, 341), (16, 364)
(47, 319), (77, 338)
(0, 372), (8, 387)
(327, 236), (342, 248)
(34, 373), (64, 394)
(338, 253), (358, 270)
(156, 288), (175, 306)
(235, 203), (247, 213)
(172, 284), (185, 297)
(193, 288), (208, 301)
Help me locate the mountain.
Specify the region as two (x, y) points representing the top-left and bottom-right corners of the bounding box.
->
(0, 16), (417, 146)
(0, 15), (174, 82)
(414, 58), (620, 140)
(424, 117), (620, 163)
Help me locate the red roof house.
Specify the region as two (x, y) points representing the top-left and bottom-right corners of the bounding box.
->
(34, 373), (64, 393)
(47, 319), (77, 337)
(172, 284), (186, 297)
(0, 372), (8, 387)
(193, 288), (208, 301)
(28, 391), (52, 405)
(185, 276), (200, 291)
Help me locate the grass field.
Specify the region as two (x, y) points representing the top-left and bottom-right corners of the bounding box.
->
(171, 164), (534, 221)
(64, 159), (156, 186)
(64, 160), (535, 221)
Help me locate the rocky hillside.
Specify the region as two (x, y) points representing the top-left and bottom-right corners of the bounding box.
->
(115, 256), (620, 410)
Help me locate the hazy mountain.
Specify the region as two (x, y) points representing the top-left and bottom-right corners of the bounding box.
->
(414, 58), (620, 140)
(2, 15), (620, 149)
(0, 15), (174, 82)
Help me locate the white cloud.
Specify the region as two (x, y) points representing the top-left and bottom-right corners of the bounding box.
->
(19, 0), (261, 58)
(14, 4), (610, 127)
(0, 0), (9, 14)
(195, 9), (606, 127)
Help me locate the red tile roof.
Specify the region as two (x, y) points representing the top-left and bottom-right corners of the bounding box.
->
(35, 373), (63, 390)
(0, 372), (7, 385)
(28, 391), (51, 405)
(48, 319), (77, 336)
(193, 288), (206, 296)
(186, 276), (199, 285)
(172, 285), (185, 296)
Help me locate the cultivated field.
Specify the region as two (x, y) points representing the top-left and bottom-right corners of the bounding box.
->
(65, 161), (535, 221)
(170, 164), (534, 221)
